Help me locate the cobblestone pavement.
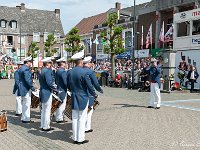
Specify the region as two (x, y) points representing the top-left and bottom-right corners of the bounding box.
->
(1, 79), (200, 150)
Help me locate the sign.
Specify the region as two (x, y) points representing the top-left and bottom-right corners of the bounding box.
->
(174, 8), (200, 22)
(134, 49), (149, 58)
(192, 38), (200, 44)
(96, 54), (109, 60)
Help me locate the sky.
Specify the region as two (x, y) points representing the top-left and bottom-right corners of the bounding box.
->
(0, 0), (151, 34)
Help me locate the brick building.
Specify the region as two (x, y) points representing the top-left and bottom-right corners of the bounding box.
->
(0, 3), (64, 65)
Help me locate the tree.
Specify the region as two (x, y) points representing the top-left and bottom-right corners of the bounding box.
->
(27, 42), (40, 64)
(44, 34), (57, 57)
(65, 27), (84, 55)
(100, 13), (125, 79)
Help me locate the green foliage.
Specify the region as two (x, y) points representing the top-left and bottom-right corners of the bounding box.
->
(27, 42), (40, 59)
(65, 27), (84, 54)
(100, 13), (125, 55)
(100, 12), (125, 78)
(44, 34), (57, 57)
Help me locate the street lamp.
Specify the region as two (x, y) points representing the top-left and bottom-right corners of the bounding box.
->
(132, 0), (136, 89)
(19, 6), (25, 61)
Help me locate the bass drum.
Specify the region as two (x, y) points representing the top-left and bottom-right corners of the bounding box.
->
(51, 93), (62, 115)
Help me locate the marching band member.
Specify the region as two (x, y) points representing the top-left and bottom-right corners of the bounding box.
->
(55, 57), (68, 123)
(39, 57), (57, 131)
(18, 57), (35, 123)
(67, 51), (97, 144)
(83, 56), (103, 133)
(13, 61), (23, 116)
(147, 58), (161, 109)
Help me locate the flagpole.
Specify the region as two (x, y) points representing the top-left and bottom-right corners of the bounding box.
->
(132, 0), (136, 89)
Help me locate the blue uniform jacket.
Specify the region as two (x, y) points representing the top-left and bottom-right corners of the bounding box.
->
(55, 68), (67, 101)
(83, 66), (102, 107)
(39, 67), (57, 103)
(13, 69), (20, 94)
(148, 65), (161, 88)
(18, 65), (35, 96)
(67, 66), (96, 110)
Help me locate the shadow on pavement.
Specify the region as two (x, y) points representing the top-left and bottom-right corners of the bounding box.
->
(114, 104), (147, 108)
(6, 110), (73, 143)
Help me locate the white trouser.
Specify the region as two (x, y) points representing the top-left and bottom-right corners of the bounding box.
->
(150, 83), (161, 107)
(15, 90), (22, 114)
(85, 106), (93, 131)
(55, 95), (67, 121)
(21, 90), (31, 121)
(72, 101), (88, 142)
(8, 74), (11, 79)
(41, 94), (52, 129)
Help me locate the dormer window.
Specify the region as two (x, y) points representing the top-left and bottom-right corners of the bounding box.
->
(1, 20), (7, 28)
(10, 20), (17, 29)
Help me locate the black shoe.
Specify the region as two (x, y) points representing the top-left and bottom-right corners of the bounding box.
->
(85, 129), (93, 133)
(22, 120), (34, 123)
(77, 140), (89, 145)
(41, 128), (55, 132)
(147, 106), (154, 108)
(73, 141), (78, 144)
(155, 107), (160, 109)
(56, 120), (67, 123)
(15, 113), (22, 116)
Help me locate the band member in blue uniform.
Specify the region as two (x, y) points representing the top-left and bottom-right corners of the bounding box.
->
(67, 51), (97, 144)
(55, 57), (68, 123)
(39, 57), (57, 131)
(147, 58), (161, 109)
(83, 56), (103, 133)
(18, 57), (35, 123)
(13, 61), (23, 116)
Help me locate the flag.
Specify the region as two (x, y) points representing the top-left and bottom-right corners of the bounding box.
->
(93, 37), (99, 45)
(146, 24), (152, 49)
(159, 21), (165, 42)
(164, 25), (174, 42)
(141, 25), (144, 49)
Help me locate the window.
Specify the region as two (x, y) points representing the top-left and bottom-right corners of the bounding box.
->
(54, 33), (60, 43)
(18, 36), (25, 44)
(83, 39), (91, 54)
(192, 20), (200, 35)
(177, 21), (190, 37)
(124, 31), (132, 50)
(33, 32), (40, 42)
(11, 21), (17, 29)
(53, 48), (60, 57)
(44, 32), (48, 42)
(97, 36), (103, 54)
(1, 20), (6, 28)
(7, 36), (13, 45)
(17, 48), (25, 57)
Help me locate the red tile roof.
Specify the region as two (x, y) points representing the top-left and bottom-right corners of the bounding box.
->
(75, 12), (107, 35)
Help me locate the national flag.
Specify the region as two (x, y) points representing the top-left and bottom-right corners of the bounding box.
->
(141, 25), (144, 49)
(146, 24), (152, 49)
(159, 21), (165, 42)
(93, 37), (99, 45)
(164, 25), (174, 42)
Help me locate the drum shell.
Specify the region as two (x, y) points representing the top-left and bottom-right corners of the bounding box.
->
(0, 111), (7, 132)
(51, 94), (62, 115)
(64, 95), (72, 120)
(31, 90), (40, 109)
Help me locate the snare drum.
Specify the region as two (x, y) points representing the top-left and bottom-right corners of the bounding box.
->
(51, 93), (62, 115)
(31, 90), (40, 109)
(0, 110), (7, 132)
(64, 94), (72, 120)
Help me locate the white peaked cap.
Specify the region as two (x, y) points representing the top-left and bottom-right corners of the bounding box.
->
(56, 57), (66, 62)
(71, 50), (84, 60)
(151, 58), (157, 62)
(23, 56), (32, 62)
(17, 61), (24, 65)
(41, 57), (52, 62)
(83, 56), (92, 63)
